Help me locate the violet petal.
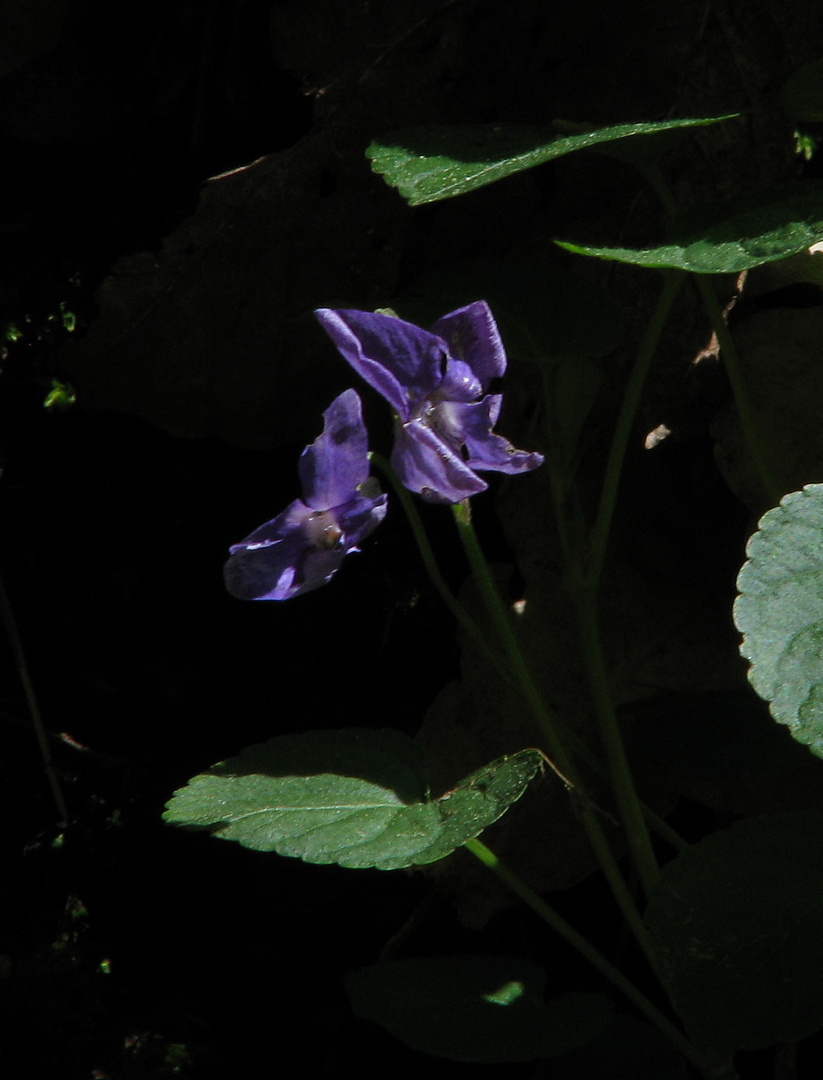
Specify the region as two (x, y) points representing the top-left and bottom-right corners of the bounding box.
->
(224, 499), (324, 601)
(298, 388), (370, 510)
(337, 491), (388, 544)
(315, 308), (446, 415)
(429, 301), (507, 387)
(458, 398), (545, 475)
(391, 422), (487, 504)
(438, 358), (483, 403)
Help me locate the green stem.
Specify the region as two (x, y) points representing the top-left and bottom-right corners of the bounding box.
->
(0, 567), (69, 829)
(564, 270), (682, 893)
(644, 805), (688, 854)
(465, 837), (738, 1080)
(373, 453), (687, 855)
(575, 583), (659, 893)
(586, 269), (683, 587)
(370, 452), (514, 689)
(452, 500), (651, 955)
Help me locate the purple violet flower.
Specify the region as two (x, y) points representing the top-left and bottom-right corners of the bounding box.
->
(314, 301), (544, 503)
(224, 389), (387, 601)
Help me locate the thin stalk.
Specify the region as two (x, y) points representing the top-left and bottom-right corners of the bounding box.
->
(451, 501), (569, 762)
(0, 568), (69, 829)
(452, 500), (651, 956)
(644, 805), (688, 855)
(369, 451), (514, 689)
(565, 271), (680, 893)
(576, 583), (659, 893)
(465, 837), (739, 1080)
(372, 453), (688, 854)
(586, 269), (683, 587)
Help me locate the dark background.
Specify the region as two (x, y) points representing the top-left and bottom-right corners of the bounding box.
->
(3, 2), (823, 1076)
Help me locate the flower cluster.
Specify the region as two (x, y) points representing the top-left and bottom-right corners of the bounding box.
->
(225, 302), (542, 600)
(315, 301), (543, 504)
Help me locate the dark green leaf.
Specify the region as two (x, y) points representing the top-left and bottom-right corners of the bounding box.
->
(645, 812), (823, 1053)
(556, 182), (823, 272)
(163, 729), (542, 869)
(367, 116), (737, 205)
(346, 955), (614, 1062)
(780, 59), (823, 122)
(735, 484), (823, 757)
(539, 1015), (689, 1080)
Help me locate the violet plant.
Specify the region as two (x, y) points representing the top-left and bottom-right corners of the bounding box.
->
(166, 68), (823, 1080)
(314, 303), (543, 503)
(223, 388), (386, 601)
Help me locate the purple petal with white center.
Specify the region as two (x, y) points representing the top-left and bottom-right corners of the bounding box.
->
(429, 301), (507, 387)
(224, 389), (386, 600)
(315, 300), (542, 503)
(458, 397), (545, 475)
(226, 499), (312, 556)
(298, 388), (370, 510)
(392, 422), (487, 504)
(428, 397), (479, 451)
(315, 309), (446, 416)
(224, 499), (340, 601)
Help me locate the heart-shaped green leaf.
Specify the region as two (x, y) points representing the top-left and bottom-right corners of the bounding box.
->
(346, 955), (614, 1062)
(734, 484), (823, 757)
(163, 729), (542, 869)
(367, 116), (737, 205)
(645, 812), (823, 1053)
(556, 182), (823, 272)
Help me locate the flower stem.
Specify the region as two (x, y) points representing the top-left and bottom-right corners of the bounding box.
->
(575, 582), (659, 894)
(0, 567), (69, 830)
(452, 500), (651, 955)
(464, 837), (739, 1080)
(369, 451), (514, 688)
(374, 454), (686, 857)
(564, 270), (684, 895)
(586, 269), (683, 588)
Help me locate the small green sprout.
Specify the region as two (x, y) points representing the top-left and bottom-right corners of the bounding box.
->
(795, 130), (817, 161)
(44, 379), (76, 411)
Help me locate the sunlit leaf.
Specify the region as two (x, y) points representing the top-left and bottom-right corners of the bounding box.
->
(734, 484), (823, 757)
(367, 116), (737, 205)
(347, 955), (614, 1062)
(556, 182), (823, 272)
(645, 812), (823, 1053)
(163, 729), (542, 869)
